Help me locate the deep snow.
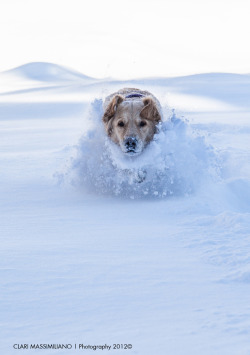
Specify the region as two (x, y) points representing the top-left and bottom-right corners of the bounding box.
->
(65, 101), (219, 199)
(0, 63), (250, 355)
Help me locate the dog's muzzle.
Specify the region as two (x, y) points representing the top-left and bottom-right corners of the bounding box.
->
(124, 137), (138, 153)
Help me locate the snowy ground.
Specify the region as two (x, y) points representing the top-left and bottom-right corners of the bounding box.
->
(0, 63), (250, 355)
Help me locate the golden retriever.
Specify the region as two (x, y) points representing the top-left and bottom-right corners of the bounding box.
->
(102, 88), (162, 156)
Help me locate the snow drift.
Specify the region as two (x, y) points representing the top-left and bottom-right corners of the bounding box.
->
(1, 62), (96, 83)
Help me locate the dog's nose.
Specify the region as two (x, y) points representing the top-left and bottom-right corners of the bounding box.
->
(125, 137), (137, 151)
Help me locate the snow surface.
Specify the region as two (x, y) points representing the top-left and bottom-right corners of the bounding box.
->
(0, 63), (250, 355)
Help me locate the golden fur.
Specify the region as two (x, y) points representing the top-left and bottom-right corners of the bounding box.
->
(102, 88), (162, 155)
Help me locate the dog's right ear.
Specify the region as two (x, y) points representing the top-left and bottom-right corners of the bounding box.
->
(103, 95), (124, 123)
(141, 97), (161, 123)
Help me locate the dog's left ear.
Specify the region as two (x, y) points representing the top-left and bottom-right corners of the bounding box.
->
(103, 94), (124, 123)
(140, 97), (161, 123)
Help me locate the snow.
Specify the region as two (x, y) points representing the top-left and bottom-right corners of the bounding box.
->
(1, 62), (95, 83)
(66, 103), (218, 198)
(0, 62), (98, 98)
(0, 63), (250, 355)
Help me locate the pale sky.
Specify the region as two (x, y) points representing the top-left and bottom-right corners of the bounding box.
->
(1, 0), (250, 79)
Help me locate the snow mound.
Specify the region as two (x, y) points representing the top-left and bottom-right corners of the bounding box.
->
(135, 73), (250, 108)
(61, 100), (220, 199)
(1, 62), (95, 83)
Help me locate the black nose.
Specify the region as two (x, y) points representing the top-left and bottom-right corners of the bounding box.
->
(125, 137), (137, 151)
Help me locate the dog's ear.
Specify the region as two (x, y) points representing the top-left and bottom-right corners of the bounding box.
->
(140, 97), (161, 123)
(103, 95), (124, 124)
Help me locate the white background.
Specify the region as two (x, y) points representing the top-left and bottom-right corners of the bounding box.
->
(1, 0), (250, 78)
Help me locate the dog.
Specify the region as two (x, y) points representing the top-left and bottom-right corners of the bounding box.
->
(102, 88), (162, 156)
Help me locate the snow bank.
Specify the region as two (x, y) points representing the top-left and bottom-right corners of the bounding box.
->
(62, 100), (219, 199)
(1, 62), (95, 83)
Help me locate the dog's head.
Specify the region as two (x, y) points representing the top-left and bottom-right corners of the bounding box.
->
(102, 95), (161, 156)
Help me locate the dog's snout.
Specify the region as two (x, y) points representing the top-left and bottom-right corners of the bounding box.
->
(125, 137), (137, 151)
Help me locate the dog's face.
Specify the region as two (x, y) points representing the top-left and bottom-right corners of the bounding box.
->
(103, 95), (161, 156)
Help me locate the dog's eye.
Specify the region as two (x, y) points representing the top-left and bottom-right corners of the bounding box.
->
(118, 121), (125, 127)
(139, 121), (147, 127)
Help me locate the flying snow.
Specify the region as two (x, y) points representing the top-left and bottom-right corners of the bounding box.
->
(62, 99), (220, 199)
